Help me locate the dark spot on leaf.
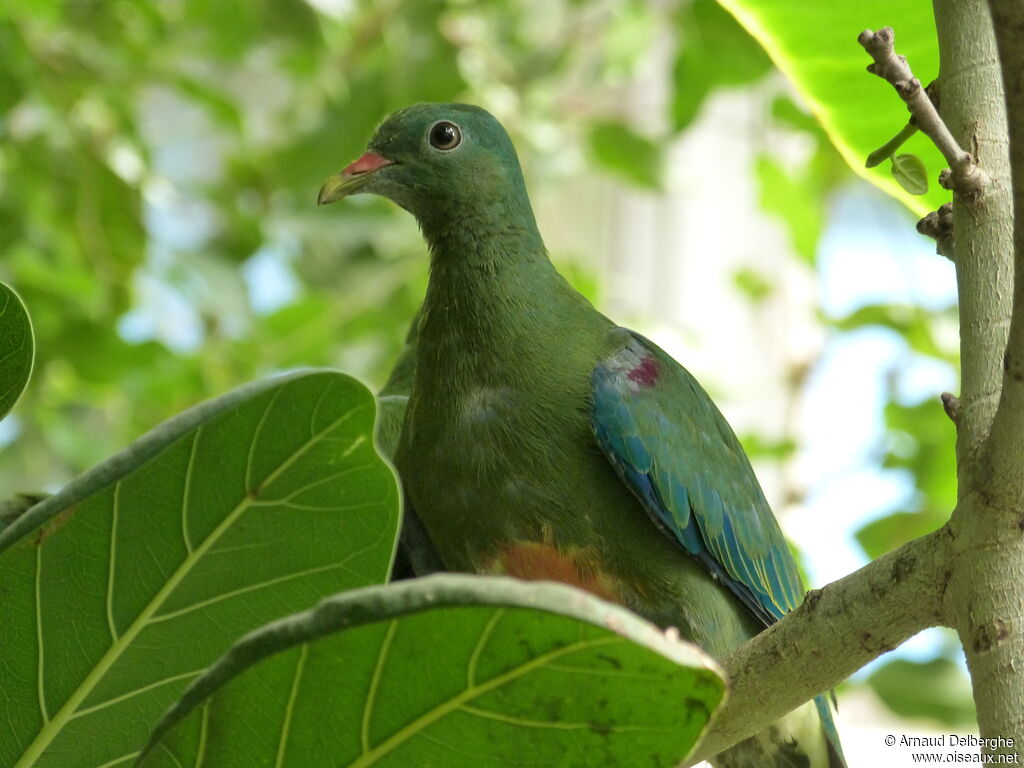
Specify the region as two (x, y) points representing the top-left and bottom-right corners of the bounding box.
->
(596, 653), (622, 670)
(33, 506), (76, 546)
(588, 720), (613, 736)
(683, 696), (712, 722)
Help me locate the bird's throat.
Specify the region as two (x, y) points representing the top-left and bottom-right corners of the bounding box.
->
(418, 246), (551, 383)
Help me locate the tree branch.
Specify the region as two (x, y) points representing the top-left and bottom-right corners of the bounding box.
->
(931, 1), (1013, 470)
(983, 0), (1024, 506)
(859, 27), (990, 198)
(686, 528), (951, 765)
(932, 1), (1022, 759)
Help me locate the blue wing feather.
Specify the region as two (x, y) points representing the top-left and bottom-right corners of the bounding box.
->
(592, 331), (801, 622)
(592, 329), (844, 765)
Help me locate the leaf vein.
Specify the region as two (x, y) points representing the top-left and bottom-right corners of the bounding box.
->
(95, 751), (142, 768)
(246, 387), (285, 492)
(309, 378), (334, 438)
(106, 483), (122, 642)
(361, 620), (398, 754)
(195, 700), (210, 768)
(467, 609), (505, 687)
(458, 704), (671, 733)
(149, 559), (364, 624)
(181, 428), (202, 554)
(35, 545), (48, 724)
(545, 662), (665, 680)
(158, 743), (185, 768)
(70, 669), (204, 720)
(348, 635), (623, 767)
(256, 464), (377, 505)
(275, 643), (309, 768)
(14, 402), (358, 766)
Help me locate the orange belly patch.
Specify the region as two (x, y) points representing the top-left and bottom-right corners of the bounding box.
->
(483, 540), (624, 604)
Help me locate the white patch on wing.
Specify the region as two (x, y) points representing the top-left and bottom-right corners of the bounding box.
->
(459, 386), (512, 426)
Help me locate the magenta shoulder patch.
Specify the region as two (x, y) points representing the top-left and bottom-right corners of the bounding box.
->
(626, 355), (659, 387)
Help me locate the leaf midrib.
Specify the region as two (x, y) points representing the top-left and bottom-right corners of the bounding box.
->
(348, 634), (622, 768)
(17, 399), (355, 767)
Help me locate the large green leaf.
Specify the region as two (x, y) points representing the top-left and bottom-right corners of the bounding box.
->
(136, 575), (725, 768)
(719, 0), (941, 215)
(0, 371), (399, 768)
(0, 281), (34, 421)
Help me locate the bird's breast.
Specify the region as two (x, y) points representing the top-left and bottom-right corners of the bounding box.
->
(456, 385), (515, 430)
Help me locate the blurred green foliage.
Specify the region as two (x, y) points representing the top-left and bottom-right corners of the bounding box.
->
(868, 656), (976, 727)
(0, 0), (809, 495)
(0, 0), (673, 491)
(671, 0), (771, 131)
(0, 0), (971, 731)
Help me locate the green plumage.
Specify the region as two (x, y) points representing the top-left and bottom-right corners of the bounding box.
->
(321, 102), (844, 768)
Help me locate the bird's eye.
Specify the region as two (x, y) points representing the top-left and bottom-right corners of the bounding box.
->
(429, 121), (462, 151)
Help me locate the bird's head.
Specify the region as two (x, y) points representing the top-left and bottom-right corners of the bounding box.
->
(318, 103), (533, 229)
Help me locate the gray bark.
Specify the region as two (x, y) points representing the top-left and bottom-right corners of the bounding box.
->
(937, 0), (1022, 758)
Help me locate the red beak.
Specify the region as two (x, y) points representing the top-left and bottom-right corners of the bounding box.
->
(318, 152), (395, 205)
(342, 152), (393, 176)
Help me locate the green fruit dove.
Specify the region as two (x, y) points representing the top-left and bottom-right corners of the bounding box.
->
(319, 103), (845, 768)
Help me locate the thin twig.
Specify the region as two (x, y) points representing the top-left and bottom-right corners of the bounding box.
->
(858, 27), (990, 199)
(866, 121), (919, 168)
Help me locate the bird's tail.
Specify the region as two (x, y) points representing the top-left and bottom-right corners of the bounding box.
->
(709, 694), (846, 768)
(814, 693), (847, 768)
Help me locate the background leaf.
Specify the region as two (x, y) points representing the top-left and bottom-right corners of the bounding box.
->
(671, 0), (772, 131)
(587, 120), (664, 190)
(755, 153), (827, 264)
(867, 657), (976, 727)
(0, 371), (398, 767)
(718, 0), (941, 214)
(0, 282), (34, 421)
(137, 575), (726, 768)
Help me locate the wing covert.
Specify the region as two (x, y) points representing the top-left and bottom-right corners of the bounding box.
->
(591, 330), (804, 626)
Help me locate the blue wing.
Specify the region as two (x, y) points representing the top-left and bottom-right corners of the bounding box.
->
(592, 330), (804, 625)
(592, 330), (845, 766)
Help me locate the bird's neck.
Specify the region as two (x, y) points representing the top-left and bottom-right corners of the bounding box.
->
(416, 210), (571, 385)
